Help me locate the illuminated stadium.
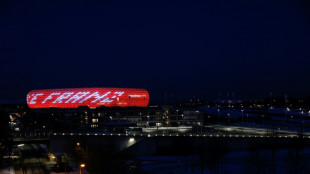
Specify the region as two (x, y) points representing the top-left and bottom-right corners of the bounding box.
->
(27, 88), (149, 109)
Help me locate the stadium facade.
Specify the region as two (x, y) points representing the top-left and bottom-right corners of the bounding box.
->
(27, 88), (149, 109)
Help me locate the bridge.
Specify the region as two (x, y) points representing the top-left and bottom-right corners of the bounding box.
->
(11, 124), (310, 145)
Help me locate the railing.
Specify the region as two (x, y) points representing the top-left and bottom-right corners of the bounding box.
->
(50, 132), (306, 139)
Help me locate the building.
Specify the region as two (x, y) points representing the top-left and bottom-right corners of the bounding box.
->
(27, 87), (149, 108)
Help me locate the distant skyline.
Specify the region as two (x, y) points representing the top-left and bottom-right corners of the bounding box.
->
(1, 0), (310, 103)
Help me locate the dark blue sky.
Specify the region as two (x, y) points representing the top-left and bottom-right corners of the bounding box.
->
(1, 0), (310, 103)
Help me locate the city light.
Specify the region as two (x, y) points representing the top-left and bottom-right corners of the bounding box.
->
(80, 163), (86, 174)
(51, 154), (56, 159)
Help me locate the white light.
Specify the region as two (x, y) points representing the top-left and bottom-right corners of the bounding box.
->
(91, 91), (111, 103)
(18, 144), (24, 147)
(53, 92), (74, 104)
(43, 93), (60, 103)
(129, 138), (135, 142)
(65, 92), (90, 103)
(29, 93), (43, 104)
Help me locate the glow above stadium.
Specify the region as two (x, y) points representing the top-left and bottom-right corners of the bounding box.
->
(27, 88), (149, 109)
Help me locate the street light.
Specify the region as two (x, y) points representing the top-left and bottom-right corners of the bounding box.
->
(80, 163), (86, 174)
(241, 110), (244, 123)
(147, 115), (150, 127)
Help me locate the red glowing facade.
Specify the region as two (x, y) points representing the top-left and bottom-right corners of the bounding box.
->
(27, 88), (149, 109)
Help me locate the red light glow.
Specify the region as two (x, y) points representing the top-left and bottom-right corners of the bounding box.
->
(27, 88), (149, 109)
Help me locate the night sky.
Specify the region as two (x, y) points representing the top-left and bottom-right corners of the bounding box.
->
(1, 0), (310, 103)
